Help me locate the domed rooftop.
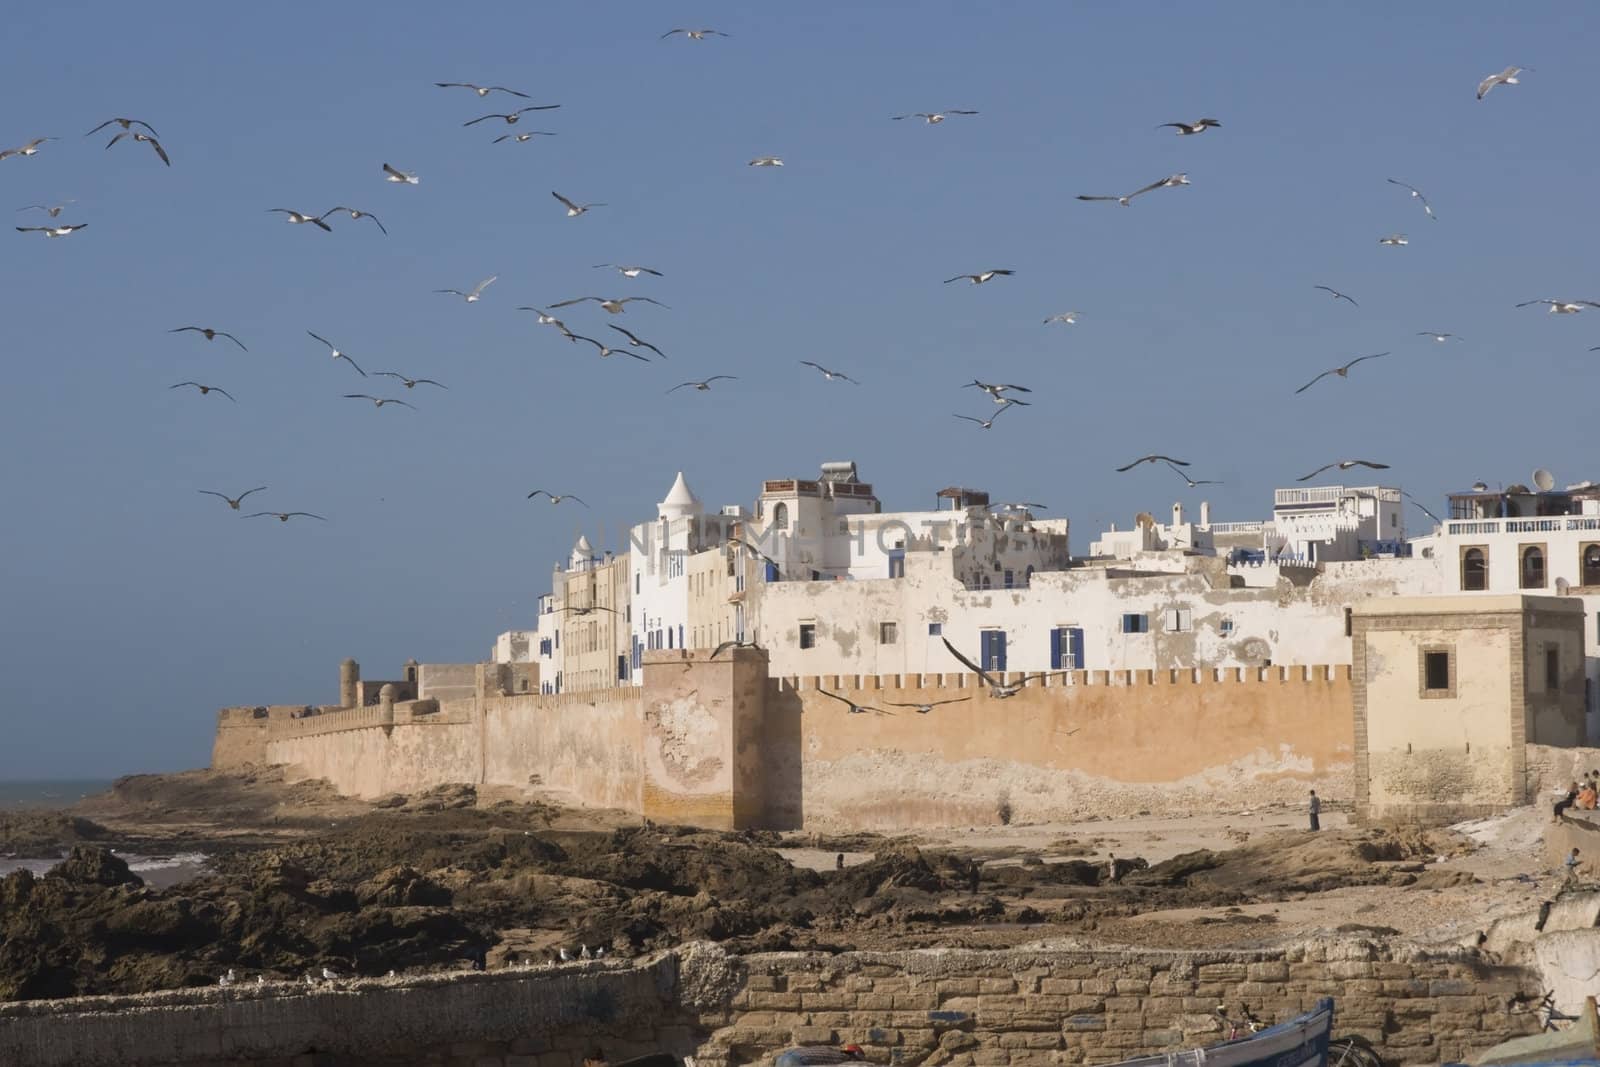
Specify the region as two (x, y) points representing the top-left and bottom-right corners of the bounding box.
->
(658, 471), (703, 519)
(569, 534), (595, 568)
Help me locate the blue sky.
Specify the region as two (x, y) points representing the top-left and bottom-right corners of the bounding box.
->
(2, 1), (1596, 778)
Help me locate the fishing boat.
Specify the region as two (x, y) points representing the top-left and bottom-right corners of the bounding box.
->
(1467, 996), (1600, 1066)
(1109, 998), (1335, 1067)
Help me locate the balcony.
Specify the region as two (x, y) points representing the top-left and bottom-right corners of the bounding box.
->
(1444, 516), (1600, 536)
(1207, 521), (1265, 534)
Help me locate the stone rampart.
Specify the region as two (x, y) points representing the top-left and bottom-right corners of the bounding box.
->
(0, 940), (1549, 1067)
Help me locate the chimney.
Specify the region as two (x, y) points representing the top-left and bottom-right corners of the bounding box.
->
(1172, 502), (1184, 527)
(1199, 501), (1211, 527)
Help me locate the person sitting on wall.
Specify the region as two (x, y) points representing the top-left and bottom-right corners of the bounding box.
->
(1556, 781), (1581, 822)
(774, 1044), (866, 1067)
(1579, 783), (1597, 811)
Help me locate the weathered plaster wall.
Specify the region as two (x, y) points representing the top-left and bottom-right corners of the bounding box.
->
(0, 940), (1548, 1067)
(638, 649), (766, 829)
(482, 689), (642, 809)
(771, 666), (1353, 828)
(266, 701), (480, 798)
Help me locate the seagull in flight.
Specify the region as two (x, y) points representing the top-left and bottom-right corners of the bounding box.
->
(1166, 461), (1222, 488)
(170, 381), (236, 401)
(593, 264), (662, 278)
(0, 138), (56, 161)
(170, 326), (247, 351)
(953, 406), (1015, 430)
(374, 371), (446, 389)
(1298, 459), (1390, 482)
(569, 333), (649, 361)
(1157, 118), (1221, 135)
(552, 191), (605, 217)
(86, 117), (159, 138)
(1077, 173), (1189, 206)
(816, 689), (884, 716)
(17, 201), (74, 218)
(343, 394), (416, 410)
(322, 206), (387, 234)
(661, 28), (730, 39)
(945, 269), (1014, 285)
(1378, 234), (1408, 246)
(883, 696), (973, 714)
(1043, 311), (1080, 324)
(1313, 285), (1357, 306)
(381, 163), (419, 185)
(1417, 331), (1463, 343)
(607, 325), (665, 358)
(892, 110), (978, 124)
(493, 131), (556, 144)
(16, 223), (87, 237)
(1294, 352), (1388, 394)
(465, 105), (561, 127)
(1517, 299), (1599, 314)
(268, 209), (332, 232)
(558, 604), (619, 616)
(247, 511), (327, 523)
(1386, 178), (1435, 220)
(1402, 491), (1442, 524)
(105, 130), (169, 165)
(1477, 66), (1529, 100)
(800, 361), (859, 384)
(435, 82), (531, 99)
(526, 490), (588, 506)
(1115, 454), (1191, 472)
(939, 637), (1044, 699)
(965, 379), (1031, 403)
(710, 637), (763, 660)
(435, 276), (498, 302)
(199, 487), (267, 510)
(549, 296), (667, 314)
(668, 376), (737, 393)
(306, 332), (366, 376)
(748, 156), (784, 167)
(517, 307), (575, 335)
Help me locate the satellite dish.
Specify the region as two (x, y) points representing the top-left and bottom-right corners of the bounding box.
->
(1534, 468), (1556, 492)
(1471, 481), (1489, 493)
(1134, 511), (1156, 529)
(1556, 577), (1572, 595)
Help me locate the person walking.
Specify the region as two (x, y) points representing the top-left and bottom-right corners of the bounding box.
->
(1308, 790), (1321, 832)
(1565, 847), (1583, 886)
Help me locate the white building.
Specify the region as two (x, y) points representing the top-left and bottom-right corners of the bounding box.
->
(1267, 484), (1406, 564)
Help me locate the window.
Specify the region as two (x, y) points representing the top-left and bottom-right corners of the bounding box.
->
(617, 655), (628, 681)
(799, 623), (816, 649)
(554, 629), (560, 649)
(928, 622), (943, 636)
(888, 551), (905, 579)
(772, 502), (789, 530)
(1547, 647), (1561, 692)
(1344, 608), (1353, 638)
(811, 569), (822, 582)
(1421, 648), (1454, 698)
(1584, 545), (1600, 587)
(1219, 618), (1235, 636)
(1051, 626), (1083, 670)
(1025, 565), (1035, 586)
(1121, 613), (1149, 634)
(1461, 547), (1487, 591)
(635, 573), (640, 594)
(1004, 570), (1015, 589)
(1164, 608), (1192, 633)
(880, 622), (898, 645)
(1521, 545), (1546, 589)
(980, 575), (992, 589)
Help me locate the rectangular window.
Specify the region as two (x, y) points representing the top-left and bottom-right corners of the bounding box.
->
(1423, 650), (1451, 693)
(799, 623), (816, 650)
(880, 622), (898, 645)
(1548, 647), (1561, 692)
(888, 551), (906, 579)
(1051, 626), (1084, 670)
(617, 655), (628, 681)
(1344, 608), (1353, 637)
(554, 630), (560, 649)
(1164, 608), (1192, 633)
(1219, 619), (1235, 636)
(928, 622), (943, 636)
(1004, 570), (1015, 589)
(1121, 613), (1148, 634)
(635, 573), (640, 594)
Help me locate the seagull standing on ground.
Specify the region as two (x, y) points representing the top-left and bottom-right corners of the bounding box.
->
(170, 382), (236, 401)
(343, 394), (416, 410)
(435, 276), (498, 303)
(1294, 353), (1388, 394)
(105, 130), (170, 165)
(1477, 66), (1529, 100)
(199, 487), (267, 510)
(381, 163), (419, 184)
(552, 191), (606, 217)
(306, 332), (367, 376)
(1298, 460), (1390, 482)
(945, 269), (1014, 284)
(0, 138), (57, 161)
(465, 105), (561, 127)
(1157, 118), (1220, 135)
(1517, 299), (1599, 314)
(1115, 454), (1191, 472)
(17, 223), (87, 237)
(527, 490), (588, 506)
(607, 325), (665, 358)
(800, 361), (859, 384)
(892, 110), (978, 123)
(435, 82), (531, 98)
(1313, 285), (1358, 306)
(170, 326), (247, 351)
(1386, 178), (1436, 220)
(1077, 174), (1189, 206)
(268, 209), (332, 232)
(668, 376), (737, 393)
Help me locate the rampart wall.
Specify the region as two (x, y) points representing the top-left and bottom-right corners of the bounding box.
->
(0, 940), (1549, 1067)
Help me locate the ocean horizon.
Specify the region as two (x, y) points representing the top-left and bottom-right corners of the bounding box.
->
(0, 779), (116, 809)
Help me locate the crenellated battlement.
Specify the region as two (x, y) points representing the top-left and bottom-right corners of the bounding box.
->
(776, 663), (1351, 695)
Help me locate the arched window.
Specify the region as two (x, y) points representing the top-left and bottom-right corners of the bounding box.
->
(1583, 545), (1600, 587)
(1521, 546), (1546, 589)
(772, 502), (789, 530)
(1462, 548), (1487, 591)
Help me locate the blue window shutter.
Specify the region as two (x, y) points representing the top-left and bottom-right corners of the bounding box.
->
(1070, 628), (1084, 669)
(1050, 627), (1063, 669)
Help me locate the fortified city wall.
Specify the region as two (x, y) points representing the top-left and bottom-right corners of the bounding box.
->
(0, 939), (1555, 1067)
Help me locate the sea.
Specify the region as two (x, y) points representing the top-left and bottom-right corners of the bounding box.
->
(0, 778), (209, 888)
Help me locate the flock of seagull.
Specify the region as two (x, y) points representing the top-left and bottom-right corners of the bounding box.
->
(0, 47), (1564, 532)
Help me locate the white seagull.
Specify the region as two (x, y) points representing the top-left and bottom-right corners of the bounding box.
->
(965, 379), (1031, 403)
(1378, 234), (1408, 246)
(945, 269), (1014, 285)
(198, 486), (267, 510)
(939, 637), (1045, 700)
(464, 105), (561, 127)
(435, 82), (531, 99)
(268, 208), (332, 232)
(892, 110), (978, 124)
(516, 307), (574, 335)
(1298, 459), (1390, 482)
(661, 28), (730, 39)
(16, 223), (87, 238)
(1294, 352), (1388, 394)
(548, 296), (668, 314)
(343, 394), (416, 410)
(17, 201), (74, 218)
(435, 276), (497, 303)
(1043, 311), (1081, 325)
(748, 156), (784, 167)
(170, 325), (247, 351)
(1477, 66), (1529, 100)
(1314, 285), (1358, 306)
(1417, 331), (1464, 343)
(667, 376), (737, 393)
(1077, 173), (1188, 206)
(105, 130), (170, 166)
(86, 117), (159, 137)
(322, 206), (387, 234)
(607, 324), (665, 357)
(1157, 118), (1221, 135)
(0, 138), (56, 161)
(552, 190), (605, 217)
(799, 360), (859, 384)
(952, 405), (1016, 430)
(816, 690), (884, 716)
(527, 490), (588, 506)
(307, 331), (367, 376)
(884, 696), (973, 714)
(593, 263), (662, 278)
(322, 967), (340, 982)
(1386, 178), (1435, 220)
(382, 163), (419, 185)
(1517, 299), (1599, 314)
(1115, 454), (1190, 472)
(569, 333), (649, 361)
(492, 131), (556, 143)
